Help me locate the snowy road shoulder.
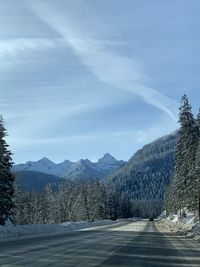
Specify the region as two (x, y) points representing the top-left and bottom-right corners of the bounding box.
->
(158, 212), (200, 243)
(0, 218), (138, 239)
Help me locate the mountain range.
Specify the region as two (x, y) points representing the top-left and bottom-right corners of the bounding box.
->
(13, 153), (125, 181)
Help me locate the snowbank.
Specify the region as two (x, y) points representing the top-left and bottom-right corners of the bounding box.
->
(0, 224), (65, 239)
(0, 219), (123, 239)
(60, 219), (118, 230)
(158, 212), (200, 242)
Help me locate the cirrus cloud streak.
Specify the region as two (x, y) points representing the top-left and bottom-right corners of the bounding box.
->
(29, 0), (178, 121)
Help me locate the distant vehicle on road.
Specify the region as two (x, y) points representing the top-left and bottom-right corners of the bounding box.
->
(149, 218), (154, 221)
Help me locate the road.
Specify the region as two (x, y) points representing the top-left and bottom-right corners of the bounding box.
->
(0, 220), (200, 266)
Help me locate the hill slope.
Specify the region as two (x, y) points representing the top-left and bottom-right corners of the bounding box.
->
(14, 171), (66, 192)
(108, 131), (178, 217)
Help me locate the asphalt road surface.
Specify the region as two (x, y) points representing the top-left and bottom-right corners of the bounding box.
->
(0, 219), (200, 266)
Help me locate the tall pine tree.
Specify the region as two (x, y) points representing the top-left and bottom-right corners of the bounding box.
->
(192, 109), (200, 220)
(0, 116), (15, 225)
(173, 95), (198, 214)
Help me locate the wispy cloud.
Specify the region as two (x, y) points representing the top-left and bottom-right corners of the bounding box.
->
(29, 0), (178, 121)
(0, 38), (65, 58)
(7, 122), (176, 150)
(114, 127), (172, 145)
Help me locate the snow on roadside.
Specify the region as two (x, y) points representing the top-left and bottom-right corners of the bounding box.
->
(0, 224), (66, 239)
(0, 219), (125, 239)
(158, 212), (200, 243)
(60, 219), (118, 230)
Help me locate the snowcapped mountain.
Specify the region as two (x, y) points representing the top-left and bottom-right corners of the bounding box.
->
(14, 157), (74, 177)
(13, 154), (125, 181)
(96, 153), (125, 173)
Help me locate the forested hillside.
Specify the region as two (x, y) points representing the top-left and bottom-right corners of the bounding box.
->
(108, 131), (178, 217)
(15, 171), (66, 192)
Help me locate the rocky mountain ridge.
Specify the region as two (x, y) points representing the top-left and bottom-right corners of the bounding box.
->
(13, 153), (126, 181)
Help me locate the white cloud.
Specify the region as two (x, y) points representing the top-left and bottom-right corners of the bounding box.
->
(7, 133), (100, 148)
(29, 0), (178, 121)
(114, 127), (171, 145)
(8, 118), (177, 149)
(0, 38), (65, 58)
(6, 103), (91, 138)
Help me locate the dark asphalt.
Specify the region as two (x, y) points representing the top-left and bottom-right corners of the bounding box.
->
(0, 220), (200, 266)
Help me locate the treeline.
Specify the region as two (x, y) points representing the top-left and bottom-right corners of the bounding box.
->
(165, 95), (200, 220)
(14, 180), (132, 224)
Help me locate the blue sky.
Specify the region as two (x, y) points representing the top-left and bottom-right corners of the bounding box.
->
(1, 0), (200, 163)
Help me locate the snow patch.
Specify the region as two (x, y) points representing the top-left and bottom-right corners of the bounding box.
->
(0, 219), (120, 239)
(158, 211), (200, 242)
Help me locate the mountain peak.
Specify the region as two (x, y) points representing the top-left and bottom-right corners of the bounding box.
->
(38, 157), (55, 164)
(77, 159), (92, 165)
(99, 153), (117, 162)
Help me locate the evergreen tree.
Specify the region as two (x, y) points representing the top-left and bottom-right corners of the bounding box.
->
(173, 95), (198, 213)
(56, 182), (74, 223)
(38, 184), (55, 224)
(0, 116), (15, 225)
(88, 180), (104, 221)
(192, 109), (200, 220)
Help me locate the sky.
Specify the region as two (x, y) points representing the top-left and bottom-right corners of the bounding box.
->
(1, 0), (200, 163)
